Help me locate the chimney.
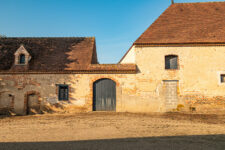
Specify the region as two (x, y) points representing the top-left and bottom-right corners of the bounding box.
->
(171, 0), (174, 4)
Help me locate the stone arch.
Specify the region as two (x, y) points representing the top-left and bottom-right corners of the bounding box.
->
(0, 91), (15, 114)
(24, 91), (41, 115)
(92, 76), (119, 86)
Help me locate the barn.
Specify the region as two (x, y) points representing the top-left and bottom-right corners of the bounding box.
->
(1, 2), (225, 115)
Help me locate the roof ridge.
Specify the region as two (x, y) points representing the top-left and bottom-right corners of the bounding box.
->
(173, 1), (225, 4)
(134, 0), (225, 45)
(1, 37), (95, 39)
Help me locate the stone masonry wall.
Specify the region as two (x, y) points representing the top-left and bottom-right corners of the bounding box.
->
(0, 71), (173, 115)
(1, 45), (225, 115)
(133, 45), (225, 112)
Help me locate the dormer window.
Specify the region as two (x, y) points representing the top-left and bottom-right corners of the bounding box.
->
(14, 45), (31, 65)
(19, 54), (25, 64)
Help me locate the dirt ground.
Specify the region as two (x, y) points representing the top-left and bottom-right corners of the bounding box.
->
(0, 112), (225, 150)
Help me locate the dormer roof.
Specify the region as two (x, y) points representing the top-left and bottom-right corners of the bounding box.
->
(14, 44), (30, 56)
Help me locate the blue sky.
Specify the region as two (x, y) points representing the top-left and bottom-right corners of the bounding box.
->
(0, 0), (223, 63)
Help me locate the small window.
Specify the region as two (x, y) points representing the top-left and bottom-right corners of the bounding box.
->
(165, 55), (178, 69)
(58, 85), (69, 101)
(221, 75), (225, 83)
(19, 54), (25, 64)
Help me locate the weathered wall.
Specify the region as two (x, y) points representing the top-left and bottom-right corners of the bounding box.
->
(132, 45), (225, 112)
(1, 45), (225, 115)
(0, 74), (139, 115)
(0, 70), (172, 115)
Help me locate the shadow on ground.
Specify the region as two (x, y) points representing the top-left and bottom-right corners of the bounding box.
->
(0, 134), (225, 150)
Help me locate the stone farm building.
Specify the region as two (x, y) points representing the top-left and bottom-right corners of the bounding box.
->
(1, 2), (225, 115)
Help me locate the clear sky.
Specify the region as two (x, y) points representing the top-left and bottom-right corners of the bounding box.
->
(0, 0), (223, 63)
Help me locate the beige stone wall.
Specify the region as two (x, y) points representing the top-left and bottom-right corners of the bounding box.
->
(120, 46), (135, 64)
(133, 45), (225, 112)
(1, 45), (225, 115)
(0, 74), (142, 115)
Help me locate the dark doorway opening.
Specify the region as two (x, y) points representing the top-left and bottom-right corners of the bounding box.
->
(93, 79), (116, 111)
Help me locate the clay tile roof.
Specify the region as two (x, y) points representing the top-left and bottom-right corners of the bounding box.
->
(88, 64), (136, 72)
(0, 37), (98, 71)
(135, 2), (225, 45)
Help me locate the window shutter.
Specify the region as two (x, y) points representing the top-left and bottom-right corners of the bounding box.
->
(170, 56), (177, 69)
(165, 55), (178, 69)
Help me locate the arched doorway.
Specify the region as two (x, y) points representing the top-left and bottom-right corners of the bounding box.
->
(25, 92), (40, 115)
(93, 78), (116, 111)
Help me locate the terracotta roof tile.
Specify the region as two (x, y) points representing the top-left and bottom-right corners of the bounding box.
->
(135, 2), (225, 44)
(0, 37), (98, 71)
(0, 37), (136, 73)
(88, 64), (136, 72)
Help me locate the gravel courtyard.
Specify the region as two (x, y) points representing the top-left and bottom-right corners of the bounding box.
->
(0, 112), (225, 150)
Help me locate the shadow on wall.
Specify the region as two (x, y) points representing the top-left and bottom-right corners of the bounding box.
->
(0, 134), (225, 150)
(0, 74), (86, 115)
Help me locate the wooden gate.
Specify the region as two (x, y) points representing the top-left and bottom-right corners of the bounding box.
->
(93, 79), (116, 111)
